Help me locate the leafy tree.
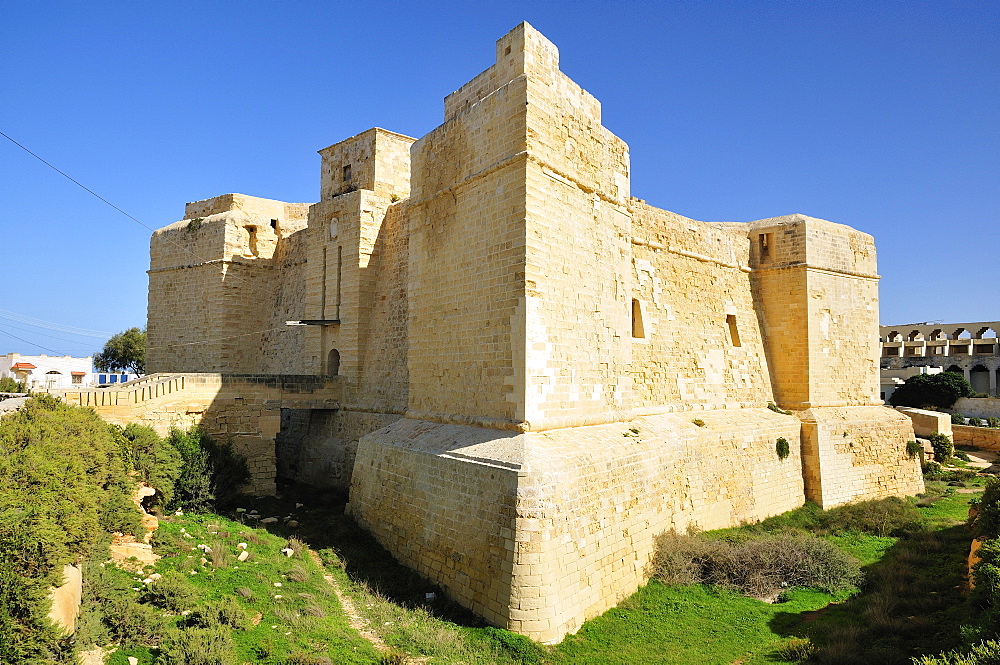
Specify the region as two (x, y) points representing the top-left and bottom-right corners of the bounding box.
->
(0, 377), (25, 392)
(888, 372), (973, 409)
(94, 327), (146, 376)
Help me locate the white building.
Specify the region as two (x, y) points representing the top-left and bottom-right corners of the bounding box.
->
(0, 353), (94, 391)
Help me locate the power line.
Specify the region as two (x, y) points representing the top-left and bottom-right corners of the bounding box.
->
(0, 319), (105, 347)
(0, 308), (112, 337)
(0, 327), (63, 355)
(0, 130), (209, 264)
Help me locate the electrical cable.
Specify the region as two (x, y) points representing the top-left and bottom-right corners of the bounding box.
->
(0, 130), (210, 264)
(0, 327), (64, 354)
(0, 308), (112, 337)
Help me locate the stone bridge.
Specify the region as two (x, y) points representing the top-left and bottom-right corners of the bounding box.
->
(56, 373), (342, 494)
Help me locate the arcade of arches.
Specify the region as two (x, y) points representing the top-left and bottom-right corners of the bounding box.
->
(880, 320), (1000, 397)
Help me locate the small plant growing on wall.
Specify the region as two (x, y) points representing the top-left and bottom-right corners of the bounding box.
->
(767, 402), (792, 415)
(692, 419), (705, 427)
(970, 417), (984, 427)
(623, 427), (640, 438)
(776, 437), (790, 460)
(928, 433), (954, 462)
(906, 440), (922, 459)
(186, 217), (204, 232)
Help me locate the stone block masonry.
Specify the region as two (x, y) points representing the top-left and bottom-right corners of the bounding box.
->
(143, 22), (923, 643)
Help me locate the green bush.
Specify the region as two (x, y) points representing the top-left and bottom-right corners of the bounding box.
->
(907, 440), (923, 459)
(167, 428), (250, 511)
(956, 449), (972, 462)
(989, 418), (1000, 429)
(0, 395), (142, 660)
(889, 372), (973, 409)
(972, 478), (1000, 541)
(159, 625), (240, 665)
(952, 413), (968, 425)
(146, 571), (199, 613)
(929, 433), (955, 462)
(971, 539), (1000, 627)
(970, 417), (985, 427)
(190, 596), (251, 630)
(119, 423), (182, 509)
(775, 637), (817, 662)
(912, 639), (1000, 664)
(0, 376), (25, 392)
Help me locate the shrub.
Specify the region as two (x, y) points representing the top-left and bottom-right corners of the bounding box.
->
(146, 571), (199, 613)
(0, 377), (25, 392)
(912, 639), (1000, 664)
(167, 428), (250, 511)
(929, 433), (955, 462)
(776, 437), (790, 460)
(190, 596), (251, 630)
(956, 449), (972, 462)
(159, 625), (240, 665)
(120, 423), (182, 509)
(0, 396), (141, 659)
(952, 413), (968, 425)
(923, 460), (943, 477)
(479, 626), (545, 664)
(907, 440), (922, 459)
(775, 637), (817, 662)
(650, 531), (861, 598)
(972, 478), (1000, 541)
(818, 496), (924, 537)
(889, 372), (973, 409)
(989, 418), (1000, 429)
(970, 417), (985, 427)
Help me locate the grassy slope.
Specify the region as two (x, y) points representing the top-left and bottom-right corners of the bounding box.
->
(97, 511), (381, 664)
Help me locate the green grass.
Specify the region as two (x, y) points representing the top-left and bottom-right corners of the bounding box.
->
(548, 584), (839, 664)
(79, 511), (382, 664)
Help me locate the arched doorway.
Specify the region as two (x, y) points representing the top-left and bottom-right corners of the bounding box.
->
(327, 349), (341, 376)
(970, 364), (989, 395)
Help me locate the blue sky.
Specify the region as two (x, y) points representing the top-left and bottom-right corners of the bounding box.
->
(2, 1), (997, 357)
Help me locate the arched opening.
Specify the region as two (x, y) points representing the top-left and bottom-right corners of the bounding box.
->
(970, 364), (990, 394)
(327, 349), (341, 376)
(631, 299), (645, 339)
(930, 329), (945, 340)
(976, 327), (997, 339)
(907, 330), (924, 341)
(956, 329), (972, 340)
(887, 331), (901, 342)
(946, 365), (964, 375)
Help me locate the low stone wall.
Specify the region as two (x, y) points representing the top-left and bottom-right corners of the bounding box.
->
(954, 398), (1000, 420)
(897, 407), (952, 438)
(953, 424), (1000, 450)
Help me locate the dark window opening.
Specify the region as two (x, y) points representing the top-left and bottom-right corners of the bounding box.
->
(270, 218), (278, 230)
(631, 299), (645, 339)
(726, 314), (742, 347)
(327, 349), (341, 376)
(343, 164), (352, 182)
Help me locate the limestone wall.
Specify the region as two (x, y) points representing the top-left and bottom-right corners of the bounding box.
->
(406, 69), (529, 428)
(148, 194), (309, 374)
(953, 423), (1000, 450)
(351, 408), (804, 643)
(630, 206), (774, 412)
(896, 407), (953, 438)
(799, 406), (923, 507)
(954, 398), (1000, 419)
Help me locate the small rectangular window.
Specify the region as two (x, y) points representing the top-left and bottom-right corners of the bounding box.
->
(631, 299), (645, 339)
(343, 164), (352, 182)
(726, 314), (741, 347)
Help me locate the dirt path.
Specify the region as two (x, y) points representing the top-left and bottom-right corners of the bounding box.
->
(307, 549), (394, 656)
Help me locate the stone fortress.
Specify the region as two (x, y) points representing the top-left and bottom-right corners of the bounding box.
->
(138, 23), (924, 642)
